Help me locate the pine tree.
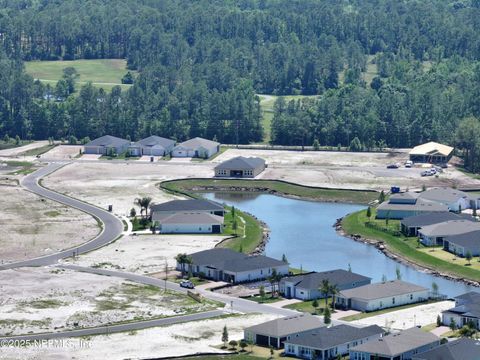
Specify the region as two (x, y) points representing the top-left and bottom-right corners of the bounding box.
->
(222, 325), (229, 348)
(324, 306), (331, 324)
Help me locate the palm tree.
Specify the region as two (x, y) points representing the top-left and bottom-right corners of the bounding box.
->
(175, 253), (187, 276)
(329, 284), (339, 311)
(269, 268), (278, 298)
(185, 255), (193, 278)
(134, 197), (153, 218)
(320, 279), (331, 308)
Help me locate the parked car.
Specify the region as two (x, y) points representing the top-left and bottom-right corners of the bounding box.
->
(440, 163), (448, 169)
(387, 163), (399, 169)
(421, 170), (431, 177)
(429, 168), (437, 175)
(179, 280), (195, 289)
(405, 160), (413, 168)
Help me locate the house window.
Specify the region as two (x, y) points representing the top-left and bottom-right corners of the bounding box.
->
(260, 270), (263, 275)
(392, 297), (395, 304)
(410, 294), (413, 300)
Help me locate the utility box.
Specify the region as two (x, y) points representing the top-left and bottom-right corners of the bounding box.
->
(108, 204), (113, 212)
(150, 156), (154, 162)
(390, 186), (400, 194)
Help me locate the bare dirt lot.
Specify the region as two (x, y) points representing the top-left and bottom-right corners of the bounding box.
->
(40, 145), (82, 160)
(0, 267), (221, 336)
(0, 141), (49, 157)
(0, 312), (279, 360)
(0, 184), (99, 263)
(65, 234), (227, 274)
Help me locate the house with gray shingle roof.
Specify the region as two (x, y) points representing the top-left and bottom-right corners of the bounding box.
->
(182, 248), (289, 284)
(335, 280), (429, 312)
(284, 324), (384, 359)
(413, 338), (480, 360)
(214, 156), (266, 178)
(172, 137), (220, 158)
(83, 135), (130, 155)
(279, 270), (371, 301)
(128, 135), (175, 157)
(442, 291), (480, 330)
(418, 220), (480, 246)
(156, 213), (224, 234)
(401, 212), (475, 237)
(444, 230), (480, 257)
(418, 187), (472, 212)
(244, 314), (324, 349)
(376, 196), (449, 220)
(350, 327), (440, 360)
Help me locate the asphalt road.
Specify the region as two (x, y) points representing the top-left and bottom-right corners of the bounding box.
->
(0, 162), (124, 270)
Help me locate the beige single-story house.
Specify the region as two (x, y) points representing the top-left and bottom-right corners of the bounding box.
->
(83, 135), (130, 155)
(214, 156), (266, 178)
(172, 137), (220, 158)
(128, 135), (175, 156)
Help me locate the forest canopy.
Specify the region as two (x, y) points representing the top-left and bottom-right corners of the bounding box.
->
(0, 0), (480, 148)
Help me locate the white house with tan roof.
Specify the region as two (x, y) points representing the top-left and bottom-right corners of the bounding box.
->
(409, 141), (454, 164)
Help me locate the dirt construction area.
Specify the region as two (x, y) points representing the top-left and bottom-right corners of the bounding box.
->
(64, 234), (227, 274)
(0, 267), (221, 336)
(0, 312), (278, 360)
(42, 149), (480, 211)
(0, 183), (99, 263)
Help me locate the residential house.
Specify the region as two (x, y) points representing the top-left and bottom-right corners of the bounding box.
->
(172, 137), (220, 158)
(419, 187), (472, 212)
(156, 213), (224, 234)
(376, 193), (448, 220)
(442, 291), (480, 330)
(417, 220), (480, 246)
(335, 280), (429, 312)
(444, 230), (480, 257)
(83, 135), (130, 155)
(279, 270), (371, 301)
(284, 324), (384, 360)
(151, 199), (225, 222)
(400, 212), (474, 237)
(128, 135), (175, 157)
(214, 156), (266, 178)
(412, 338), (480, 360)
(409, 141), (454, 164)
(244, 314), (324, 349)
(180, 248), (289, 284)
(350, 327), (440, 360)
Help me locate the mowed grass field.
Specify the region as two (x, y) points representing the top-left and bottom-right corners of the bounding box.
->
(25, 59), (134, 91)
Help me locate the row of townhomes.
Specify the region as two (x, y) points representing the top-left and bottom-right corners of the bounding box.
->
(83, 135), (220, 158)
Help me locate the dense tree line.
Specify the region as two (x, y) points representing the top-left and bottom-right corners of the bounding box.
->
(0, 0), (480, 146)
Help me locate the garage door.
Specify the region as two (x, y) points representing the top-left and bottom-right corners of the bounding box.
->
(256, 334), (269, 347)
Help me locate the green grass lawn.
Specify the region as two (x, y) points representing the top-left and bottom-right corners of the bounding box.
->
(244, 294), (284, 304)
(284, 298), (334, 315)
(161, 178), (377, 204)
(25, 59), (135, 91)
(342, 208), (480, 282)
(0, 140), (32, 150)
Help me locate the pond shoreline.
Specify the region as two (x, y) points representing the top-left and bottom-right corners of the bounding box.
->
(335, 217), (480, 288)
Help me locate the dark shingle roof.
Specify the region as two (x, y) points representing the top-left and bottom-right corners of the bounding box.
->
(151, 199), (224, 212)
(131, 135), (175, 148)
(455, 291), (480, 303)
(445, 303), (480, 319)
(189, 248), (288, 273)
(419, 187), (469, 204)
(177, 137), (219, 149)
(377, 198), (449, 212)
(351, 327), (439, 357)
(281, 270), (370, 290)
(413, 338), (480, 360)
(285, 324), (383, 350)
(85, 135), (130, 147)
(419, 220), (480, 237)
(401, 212), (474, 228)
(339, 280), (428, 300)
(445, 230), (480, 249)
(245, 314), (324, 337)
(215, 156), (265, 171)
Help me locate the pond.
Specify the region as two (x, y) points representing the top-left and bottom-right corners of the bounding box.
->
(203, 192), (476, 297)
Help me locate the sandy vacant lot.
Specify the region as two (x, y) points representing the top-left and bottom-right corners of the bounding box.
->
(350, 300), (454, 331)
(0, 313), (279, 360)
(0, 267), (220, 336)
(0, 141), (49, 157)
(0, 184), (99, 263)
(65, 234), (227, 274)
(40, 145), (82, 160)
(43, 161), (213, 215)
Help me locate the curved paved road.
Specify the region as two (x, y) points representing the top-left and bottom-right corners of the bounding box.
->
(0, 162), (124, 270)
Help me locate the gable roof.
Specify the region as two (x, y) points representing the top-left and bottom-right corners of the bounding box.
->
(377, 198), (449, 213)
(151, 199), (224, 213)
(351, 327), (439, 357)
(245, 314), (324, 337)
(413, 338), (480, 360)
(215, 156), (266, 170)
(339, 280), (428, 301)
(285, 324), (383, 350)
(401, 212), (474, 228)
(131, 135), (175, 149)
(281, 270), (371, 290)
(85, 135), (130, 147)
(189, 248), (288, 273)
(455, 291), (480, 303)
(410, 142), (454, 157)
(419, 187), (470, 204)
(159, 213), (223, 225)
(389, 192), (420, 202)
(418, 220), (480, 238)
(177, 137), (220, 150)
